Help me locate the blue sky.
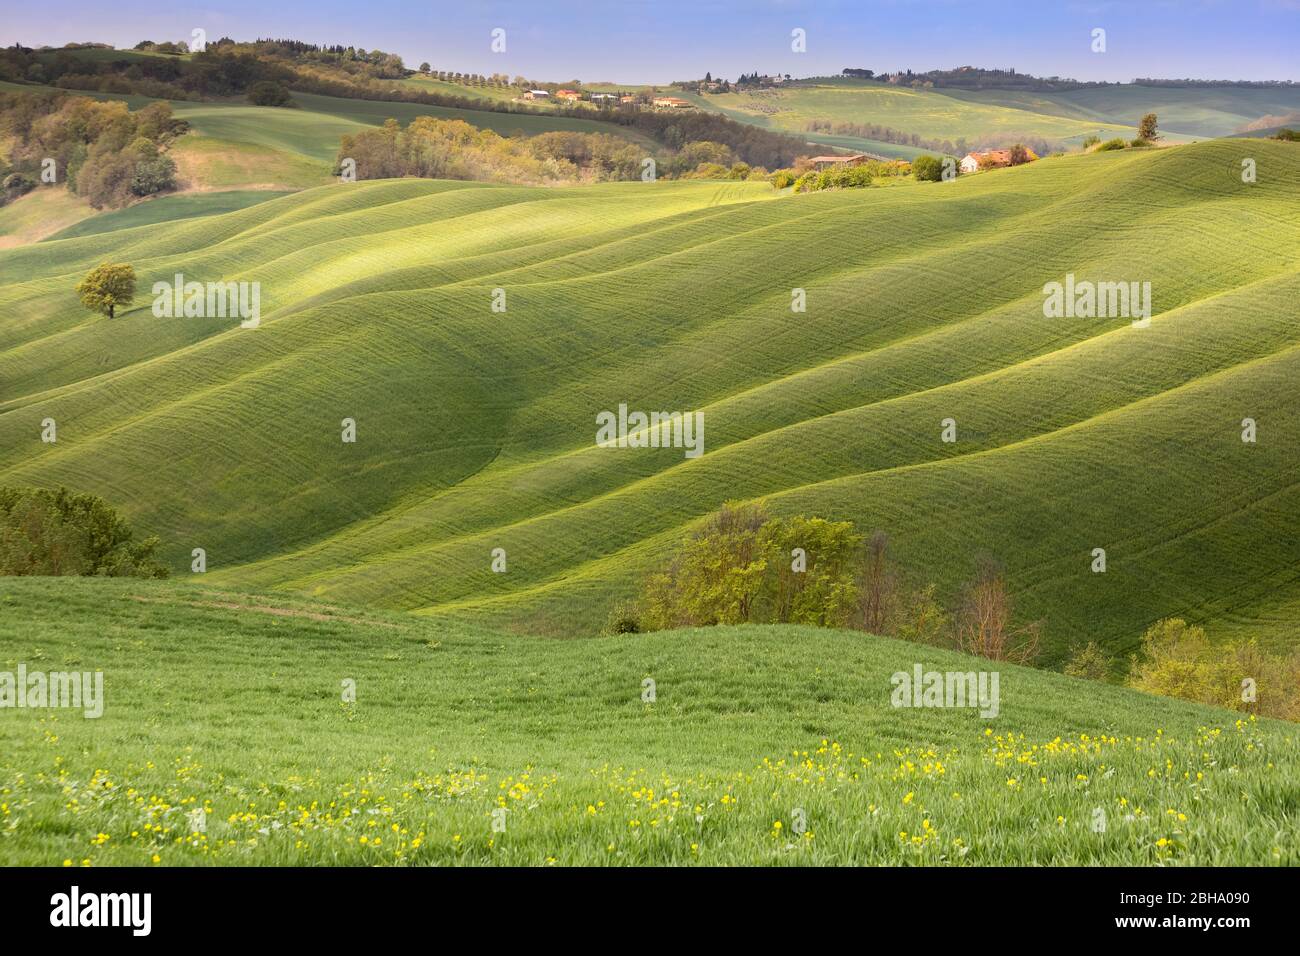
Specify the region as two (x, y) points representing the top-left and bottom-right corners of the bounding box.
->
(3, 0), (1297, 84)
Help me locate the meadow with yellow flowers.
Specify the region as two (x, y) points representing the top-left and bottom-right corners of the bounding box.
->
(1, 578), (1296, 866)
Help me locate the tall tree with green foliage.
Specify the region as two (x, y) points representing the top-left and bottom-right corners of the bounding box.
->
(75, 262), (135, 319)
(1138, 113), (1159, 141)
(0, 486), (167, 577)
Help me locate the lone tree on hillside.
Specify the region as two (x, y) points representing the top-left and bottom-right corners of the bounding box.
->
(76, 262), (135, 319)
(419, 62), (431, 73)
(1138, 113), (1159, 141)
(247, 80), (293, 107)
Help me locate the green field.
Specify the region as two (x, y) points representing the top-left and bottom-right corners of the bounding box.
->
(44, 190), (293, 242)
(0, 577), (1294, 866)
(694, 79), (1144, 151)
(692, 79), (1300, 154)
(2, 140), (1299, 665)
(0, 187), (95, 247)
(953, 85), (1300, 139)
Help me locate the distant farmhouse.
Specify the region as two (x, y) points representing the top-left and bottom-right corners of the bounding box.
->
(556, 89), (582, 102)
(523, 89), (550, 100)
(959, 147), (1038, 173)
(652, 96), (693, 109)
(589, 92), (619, 103)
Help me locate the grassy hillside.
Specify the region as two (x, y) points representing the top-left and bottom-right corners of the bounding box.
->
(44, 190), (292, 242)
(0, 187), (95, 247)
(971, 85), (1300, 139)
(0, 577), (1294, 866)
(2, 141), (1299, 663)
(693, 78), (1145, 151)
(692, 79), (1300, 153)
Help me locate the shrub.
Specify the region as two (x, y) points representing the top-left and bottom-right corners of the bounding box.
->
(759, 515), (861, 627)
(603, 602), (642, 635)
(247, 80), (294, 107)
(890, 583), (948, 646)
(1064, 641), (1114, 681)
(1095, 138), (1127, 151)
(768, 168), (797, 189)
(2, 171), (34, 202)
(1081, 135), (1100, 149)
(640, 501), (771, 629)
(1129, 138), (1154, 148)
(951, 556), (1041, 663)
(910, 154), (945, 181)
(130, 154), (177, 196)
(1127, 619), (1300, 719)
(0, 486), (167, 578)
(1273, 128), (1299, 141)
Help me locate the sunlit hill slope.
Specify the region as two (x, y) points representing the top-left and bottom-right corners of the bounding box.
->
(2, 140), (1299, 660)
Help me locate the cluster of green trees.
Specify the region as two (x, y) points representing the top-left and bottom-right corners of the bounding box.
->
(770, 158), (918, 192)
(336, 117), (646, 184)
(610, 109), (805, 171)
(665, 141), (771, 180)
(623, 502), (1041, 664)
(620, 503), (1298, 716)
(0, 487), (167, 578)
(0, 92), (185, 208)
(336, 117), (783, 185)
(1066, 620), (1300, 720)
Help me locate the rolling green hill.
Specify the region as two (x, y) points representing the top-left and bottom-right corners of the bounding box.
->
(692, 78), (1146, 152)
(692, 79), (1300, 154)
(0, 577), (1294, 866)
(43, 190), (293, 242)
(2, 141), (1299, 664)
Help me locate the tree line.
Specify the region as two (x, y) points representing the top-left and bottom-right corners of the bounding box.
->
(0, 41), (810, 170)
(615, 501), (1042, 665)
(0, 91), (185, 208)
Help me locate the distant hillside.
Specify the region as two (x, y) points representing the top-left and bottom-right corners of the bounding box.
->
(691, 78), (1300, 154)
(2, 141), (1299, 661)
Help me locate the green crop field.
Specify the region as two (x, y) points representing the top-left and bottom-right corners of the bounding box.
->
(692, 79), (1300, 154)
(44, 191), (293, 242)
(3, 140), (1299, 669)
(693, 78), (1146, 151)
(952, 85), (1300, 139)
(0, 577), (1295, 866)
